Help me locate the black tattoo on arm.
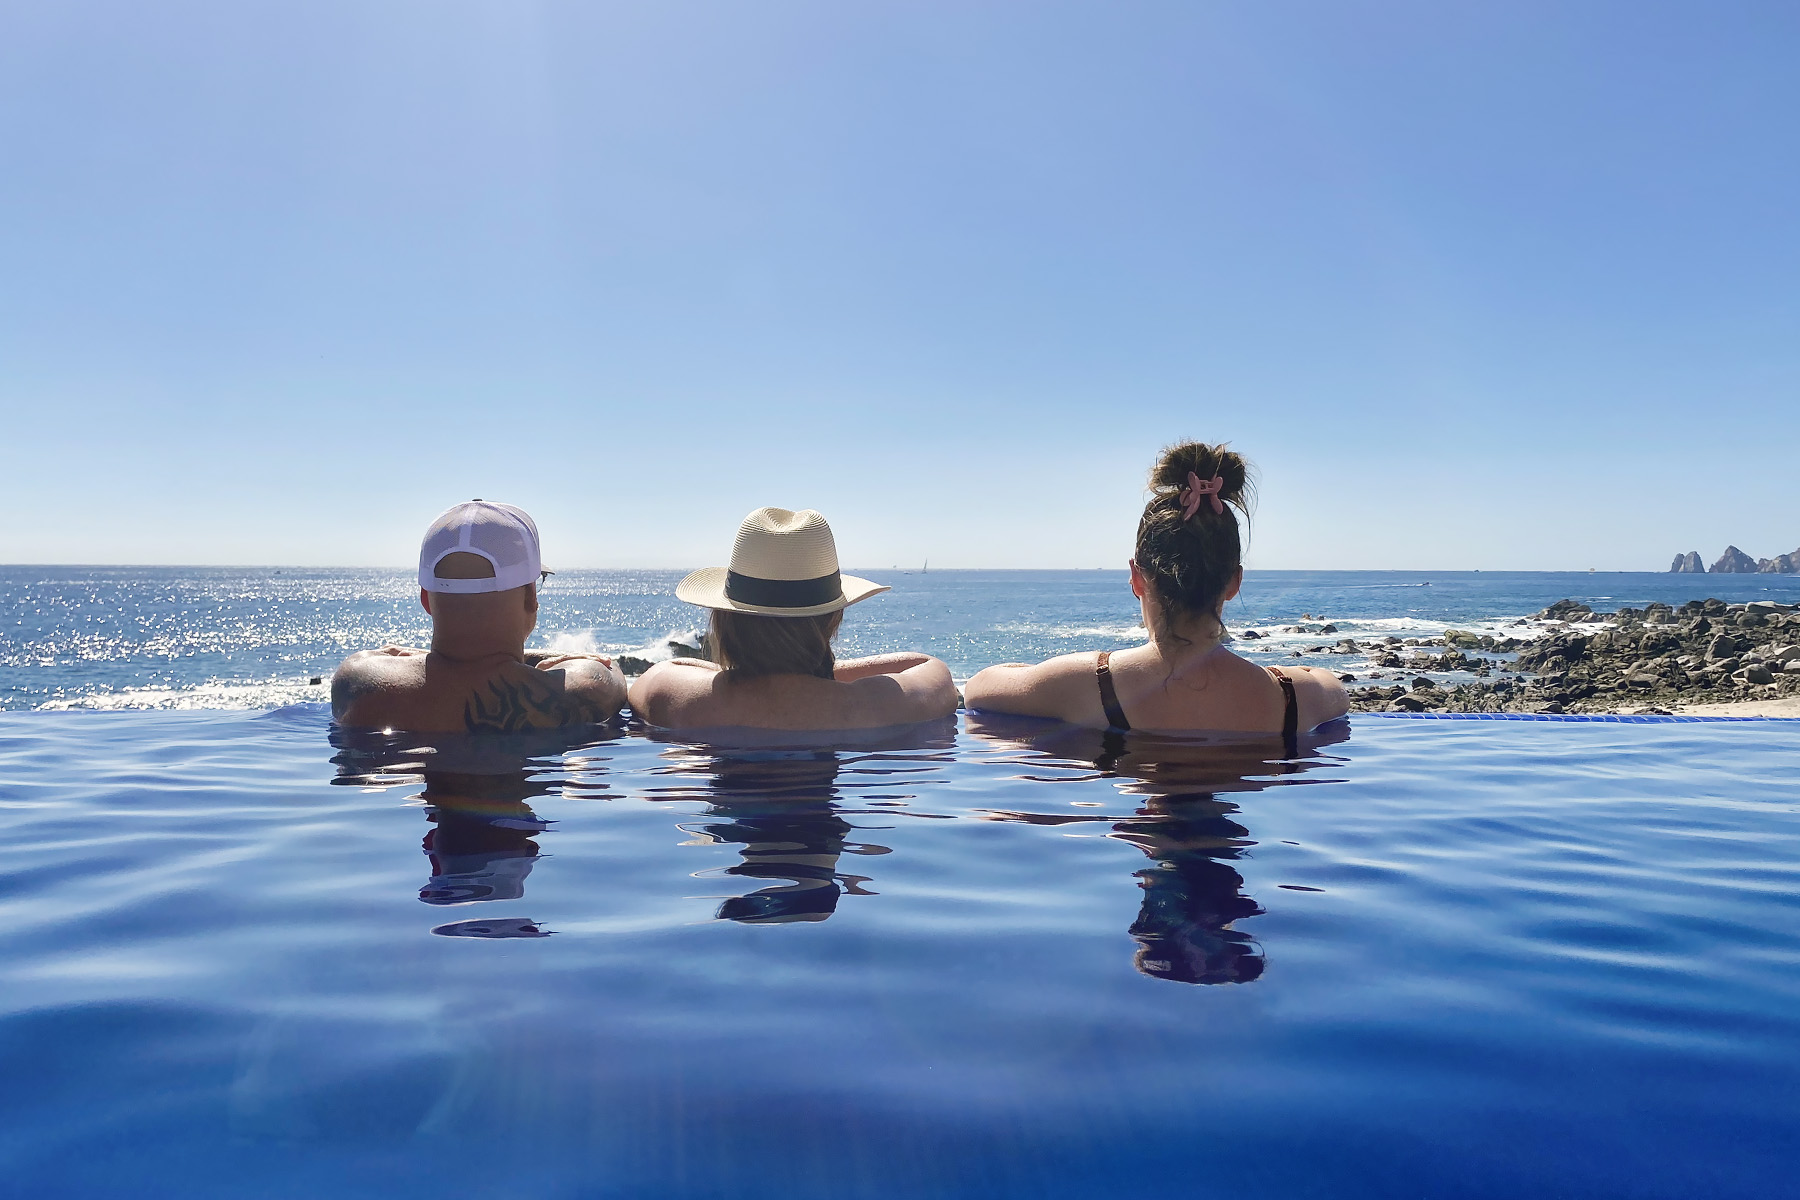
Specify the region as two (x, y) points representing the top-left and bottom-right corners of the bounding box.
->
(463, 673), (616, 733)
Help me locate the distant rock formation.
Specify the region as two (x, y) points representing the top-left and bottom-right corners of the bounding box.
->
(1668, 545), (1797, 573)
(1758, 549), (1800, 574)
(1710, 546), (1760, 573)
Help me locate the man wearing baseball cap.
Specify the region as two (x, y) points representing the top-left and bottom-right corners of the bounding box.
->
(331, 500), (626, 732)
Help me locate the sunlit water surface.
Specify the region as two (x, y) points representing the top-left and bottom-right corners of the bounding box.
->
(8, 567), (1799, 709)
(2, 708), (1797, 1198)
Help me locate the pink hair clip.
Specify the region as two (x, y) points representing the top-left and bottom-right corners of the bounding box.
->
(1179, 471), (1225, 520)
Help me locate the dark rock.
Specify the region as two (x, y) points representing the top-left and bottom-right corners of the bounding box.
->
(1537, 599), (1593, 620)
(1741, 664), (1775, 685)
(617, 655), (651, 676)
(1389, 695), (1427, 712)
(1338, 673), (1356, 683)
(1239, 629), (1262, 639)
(1670, 551), (1705, 573)
(1411, 677), (1437, 691)
(1706, 634), (1741, 661)
(1709, 545), (1759, 573)
(309, 676), (322, 685)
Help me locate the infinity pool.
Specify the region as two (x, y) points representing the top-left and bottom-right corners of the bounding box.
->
(1, 709), (1796, 1198)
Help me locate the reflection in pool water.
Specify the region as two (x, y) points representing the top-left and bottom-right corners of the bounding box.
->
(331, 716), (1352, 982)
(11, 707), (1797, 1198)
(967, 715), (1350, 984)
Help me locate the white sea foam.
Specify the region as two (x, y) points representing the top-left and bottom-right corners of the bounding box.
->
(541, 629), (602, 656)
(610, 629), (709, 664)
(38, 678), (329, 711)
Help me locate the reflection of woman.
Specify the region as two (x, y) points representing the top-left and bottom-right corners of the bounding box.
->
(686, 750), (860, 924)
(966, 442), (1348, 740)
(1115, 791), (1265, 984)
(648, 723), (950, 925)
(965, 714), (1349, 986)
(629, 507), (957, 730)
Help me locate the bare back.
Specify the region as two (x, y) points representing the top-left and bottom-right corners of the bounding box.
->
(332, 647), (626, 733)
(965, 643), (1347, 736)
(629, 654), (956, 732)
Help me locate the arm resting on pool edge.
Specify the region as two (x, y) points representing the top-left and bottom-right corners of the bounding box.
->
(1281, 665), (1351, 730)
(833, 652), (935, 682)
(838, 655), (959, 722)
(962, 657), (1091, 720)
(540, 655), (629, 721)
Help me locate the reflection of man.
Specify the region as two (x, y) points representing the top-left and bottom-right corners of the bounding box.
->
(418, 791), (550, 906)
(329, 723), (620, 939)
(332, 501), (625, 732)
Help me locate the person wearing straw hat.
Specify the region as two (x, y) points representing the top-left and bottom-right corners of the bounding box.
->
(628, 507), (957, 730)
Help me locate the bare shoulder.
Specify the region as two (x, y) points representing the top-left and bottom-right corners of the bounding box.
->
(330, 647), (423, 720)
(627, 658), (721, 726)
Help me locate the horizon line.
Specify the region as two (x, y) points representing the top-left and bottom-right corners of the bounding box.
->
(4, 563), (1798, 577)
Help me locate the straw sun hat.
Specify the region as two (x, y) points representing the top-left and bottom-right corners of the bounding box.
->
(675, 508), (888, 617)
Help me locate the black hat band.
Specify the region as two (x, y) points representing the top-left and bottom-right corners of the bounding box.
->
(724, 570), (843, 609)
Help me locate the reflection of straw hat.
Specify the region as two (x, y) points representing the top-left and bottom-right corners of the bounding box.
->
(676, 508), (888, 617)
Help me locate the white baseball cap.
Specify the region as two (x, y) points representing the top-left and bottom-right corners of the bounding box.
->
(417, 500), (544, 594)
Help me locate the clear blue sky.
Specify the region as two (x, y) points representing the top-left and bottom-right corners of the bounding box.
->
(2, 1), (1795, 570)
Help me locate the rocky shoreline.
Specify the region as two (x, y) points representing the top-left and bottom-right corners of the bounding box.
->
(1344, 598), (1800, 715)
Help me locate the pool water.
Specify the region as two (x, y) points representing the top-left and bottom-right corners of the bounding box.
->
(2, 708), (1797, 1198)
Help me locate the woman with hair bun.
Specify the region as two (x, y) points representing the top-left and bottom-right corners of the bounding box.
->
(965, 442), (1348, 738)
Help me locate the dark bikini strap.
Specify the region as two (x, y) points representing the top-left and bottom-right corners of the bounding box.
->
(1266, 666), (1299, 755)
(1095, 651), (1131, 733)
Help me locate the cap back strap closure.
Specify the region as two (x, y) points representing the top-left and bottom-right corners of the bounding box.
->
(724, 570), (842, 609)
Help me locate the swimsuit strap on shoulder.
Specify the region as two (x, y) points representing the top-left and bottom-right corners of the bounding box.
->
(1095, 651), (1131, 733)
(1266, 666), (1299, 753)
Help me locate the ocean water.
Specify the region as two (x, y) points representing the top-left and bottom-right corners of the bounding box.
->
(1, 707), (1798, 1198)
(6, 566), (1800, 709)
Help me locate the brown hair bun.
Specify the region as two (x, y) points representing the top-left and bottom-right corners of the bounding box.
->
(1134, 441), (1254, 642)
